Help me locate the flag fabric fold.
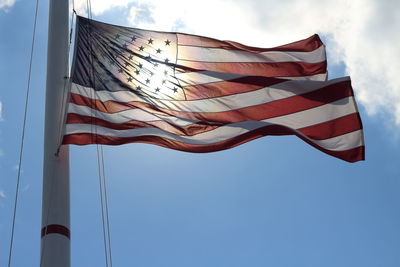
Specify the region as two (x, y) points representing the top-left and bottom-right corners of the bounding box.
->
(63, 16), (364, 162)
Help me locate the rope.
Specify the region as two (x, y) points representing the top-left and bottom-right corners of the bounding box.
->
(7, 0), (40, 266)
(101, 145), (113, 266)
(96, 145), (110, 267)
(55, 76), (70, 156)
(85, 1), (113, 266)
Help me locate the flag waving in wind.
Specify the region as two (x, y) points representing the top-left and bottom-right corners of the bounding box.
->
(63, 16), (364, 162)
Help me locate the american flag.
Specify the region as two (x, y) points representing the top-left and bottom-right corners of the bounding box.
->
(63, 16), (364, 162)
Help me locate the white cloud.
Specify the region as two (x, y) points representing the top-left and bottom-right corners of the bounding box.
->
(0, 0), (15, 11)
(73, 0), (133, 16)
(76, 0), (400, 126)
(238, 0), (400, 125)
(0, 190), (5, 198)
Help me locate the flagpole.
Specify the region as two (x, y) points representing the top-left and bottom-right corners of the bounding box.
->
(41, 0), (70, 266)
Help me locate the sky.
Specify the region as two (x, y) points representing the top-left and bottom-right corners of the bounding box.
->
(0, 0), (399, 266)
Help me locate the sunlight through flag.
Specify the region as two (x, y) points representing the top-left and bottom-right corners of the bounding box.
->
(63, 16), (364, 162)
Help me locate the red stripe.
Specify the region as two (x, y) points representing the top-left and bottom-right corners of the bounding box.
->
(177, 34), (323, 52)
(69, 80), (353, 124)
(67, 110), (361, 141)
(63, 126), (364, 163)
(183, 76), (285, 100)
(176, 61), (327, 77)
(298, 113), (362, 140)
(41, 224), (70, 239)
(67, 113), (219, 136)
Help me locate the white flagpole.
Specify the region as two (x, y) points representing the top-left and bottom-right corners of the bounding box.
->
(41, 0), (70, 266)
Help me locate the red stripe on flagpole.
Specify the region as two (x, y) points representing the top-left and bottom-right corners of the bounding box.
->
(41, 224), (70, 239)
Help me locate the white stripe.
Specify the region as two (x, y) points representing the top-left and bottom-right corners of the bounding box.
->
(178, 45), (326, 64)
(312, 131), (363, 151)
(71, 77), (349, 113)
(175, 71), (245, 87)
(66, 97), (361, 149)
(68, 103), (198, 126)
(276, 73), (327, 81)
(176, 71), (328, 87)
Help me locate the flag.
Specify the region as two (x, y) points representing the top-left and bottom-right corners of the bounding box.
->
(63, 16), (364, 162)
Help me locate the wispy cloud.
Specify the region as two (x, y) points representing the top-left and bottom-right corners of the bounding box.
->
(0, 101), (3, 161)
(0, 190), (6, 198)
(22, 184), (30, 192)
(0, 0), (16, 11)
(0, 101), (3, 122)
(14, 164), (23, 174)
(74, 0), (400, 126)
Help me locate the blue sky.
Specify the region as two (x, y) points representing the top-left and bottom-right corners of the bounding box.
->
(1, 0), (400, 266)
